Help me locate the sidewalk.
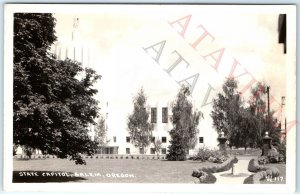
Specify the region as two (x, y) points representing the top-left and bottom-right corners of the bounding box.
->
(214, 158), (253, 184)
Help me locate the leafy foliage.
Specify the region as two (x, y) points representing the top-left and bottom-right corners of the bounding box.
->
(276, 138), (286, 162)
(211, 78), (246, 148)
(211, 79), (281, 150)
(194, 171), (217, 184)
(190, 147), (227, 163)
(127, 88), (153, 154)
(153, 138), (162, 156)
(249, 82), (281, 148)
(166, 86), (203, 161)
(13, 13), (101, 164)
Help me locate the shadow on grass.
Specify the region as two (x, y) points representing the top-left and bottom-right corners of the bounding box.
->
(13, 171), (86, 183)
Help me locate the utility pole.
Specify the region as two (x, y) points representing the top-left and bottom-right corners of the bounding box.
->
(267, 86), (270, 119)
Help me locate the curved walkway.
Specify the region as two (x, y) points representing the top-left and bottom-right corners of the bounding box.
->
(214, 157), (254, 184)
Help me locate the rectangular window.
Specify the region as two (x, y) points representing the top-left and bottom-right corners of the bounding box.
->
(126, 148), (130, 154)
(150, 148), (155, 154)
(162, 137), (167, 143)
(139, 148), (144, 154)
(151, 136), (155, 143)
(151, 108), (157, 123)
(162, 107), (168, 123)
(113, 136), (116, 143)
(161, 148), (167, 154)
(199, 137), (204, 143)
(126, 136), (130, 143)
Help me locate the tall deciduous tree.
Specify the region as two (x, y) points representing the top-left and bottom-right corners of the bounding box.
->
(13, 13), (101, 164)
(127, 88), (153, 154)
(211, 78), (244, 147)
(94, 115), (109, 146)
(167, 86), (203, 161)
(249, 82), (281, 148)
(211, 79), (280, 150)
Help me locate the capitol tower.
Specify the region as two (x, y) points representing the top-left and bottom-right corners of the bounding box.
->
(53, 18), (95, 69)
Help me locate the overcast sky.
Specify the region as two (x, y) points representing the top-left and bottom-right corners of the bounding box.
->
(53, 6), (286, 108)
(52, 6), (289, 145)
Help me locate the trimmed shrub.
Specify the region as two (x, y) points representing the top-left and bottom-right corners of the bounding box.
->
(268, 150), (280, 163)
(244, 158), (280, 184)
(258, 156), (269, 165)
(193, 170), (216, 184)
(248, 158), (267, 172)
(243, 174), (255, 184)
(193, 156), (238, 175)
(192, 156), (238, 184)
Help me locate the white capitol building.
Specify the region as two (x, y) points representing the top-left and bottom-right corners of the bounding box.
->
(52, 18), (219, 155)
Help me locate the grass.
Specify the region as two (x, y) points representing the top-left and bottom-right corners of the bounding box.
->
(13, 158), (215, 183)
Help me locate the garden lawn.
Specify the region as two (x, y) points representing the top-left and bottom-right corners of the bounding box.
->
(13, 158), (215, 183)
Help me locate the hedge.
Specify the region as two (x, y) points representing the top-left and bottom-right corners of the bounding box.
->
(244, 158), (280, 184)
(192, 156), (238, 184)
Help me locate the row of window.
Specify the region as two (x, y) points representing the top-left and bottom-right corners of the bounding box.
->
(151, 107), (168, 123)
(116, 136), (204, 143)
(126, 136), (167, 143)
(126, 148), (167, 155)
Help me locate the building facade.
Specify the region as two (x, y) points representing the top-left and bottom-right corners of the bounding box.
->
(50, 18), (216, 156)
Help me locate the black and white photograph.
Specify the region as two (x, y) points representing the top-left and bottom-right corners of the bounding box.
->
(3, 4), (297, 193)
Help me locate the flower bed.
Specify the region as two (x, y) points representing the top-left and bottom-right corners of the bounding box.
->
(244, 158), (279, 184)
(192, 156), (238, 183)
(189, 147), (228, 163)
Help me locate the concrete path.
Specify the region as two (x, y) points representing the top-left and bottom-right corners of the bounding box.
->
(214, 158), (254, 184)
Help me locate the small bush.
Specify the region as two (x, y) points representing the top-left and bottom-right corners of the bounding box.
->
(193, 156), (238, 175)
(258, 156), (269, 165)
(268, 150), (280, 163)
(194, 171), (216, 184)
(244, 158), (280, 184)
(190, 147), (228, 163)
